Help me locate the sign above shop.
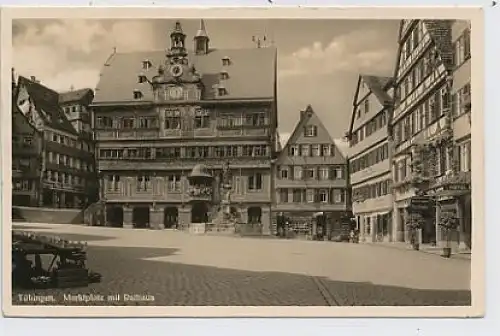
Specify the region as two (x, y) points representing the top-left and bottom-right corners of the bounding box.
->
(409, 196), (434, 212)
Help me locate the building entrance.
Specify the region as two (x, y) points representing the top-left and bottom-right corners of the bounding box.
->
(133, 206), (150, 228)
(164, 207), (179, 229)
(106, 206), (124, 228)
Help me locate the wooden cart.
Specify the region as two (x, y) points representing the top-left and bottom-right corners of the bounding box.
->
(12, 231), (102, 289)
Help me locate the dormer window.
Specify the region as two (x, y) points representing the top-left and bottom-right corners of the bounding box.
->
(142, 59), (152, 70)
(222, 56), (231, 66)
(304, 125), (318, 137)
(133, 90), (143, 100)
(138, 73), (148, 84)
(220, 70), (229, 80)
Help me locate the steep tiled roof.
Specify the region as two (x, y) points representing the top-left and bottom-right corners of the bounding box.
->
(278, 105), (347, 164)
(93, 47), (276, 104)
(282, 105), (334, 149)
(360, 75), (393, 106)
(17, 76), (77, 135)
(423, 20), (454, 71)
(348, 74), (393, 135)
(59, 88), (94, 105)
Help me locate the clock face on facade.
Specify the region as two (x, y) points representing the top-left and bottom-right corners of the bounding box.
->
(169, 86), (183, 100)
(170, 64), (183, 77)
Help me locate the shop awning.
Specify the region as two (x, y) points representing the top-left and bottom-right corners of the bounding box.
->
(313, 212), (324, 218)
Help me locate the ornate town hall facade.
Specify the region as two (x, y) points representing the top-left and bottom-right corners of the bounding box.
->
(91, 21), (278, 233)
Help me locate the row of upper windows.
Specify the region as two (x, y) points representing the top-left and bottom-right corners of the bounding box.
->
(96, 112), (270, 130)
(12, 135), (34, 146)
(398, 25), (471, 97)
(106, 174), (182, 192)
(46, 151), (93, 172)
(400, 21), (425, 63)
(395, 47), (439, 105)
(352, 179), (392, 203)
(62, 105), (85, 115)
(98, 145), (271, 160)
(43, 170), (86, 187)
(44, 130), (92, 152)
(393, 141), (471, 183)
(97, 116), (159, 129)
(278, 188), (346, 204)
(277, 165), (345, 180)
(287, 144), (335, 157)
(350, 111), (388, 147)
(218, 113), (269, 128)
(393, 90), (448, 145)
(105, 172), (265, 192)
(350, 143), (389, 174)
(13, 180), (32, 191)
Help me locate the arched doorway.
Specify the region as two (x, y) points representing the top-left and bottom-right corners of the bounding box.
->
(191, 202), (208, 223)
(248, 207), (262, 224)
(133, 206), (150, 228)
(164, 207), (179, 229)
(106, 206), (124, 228)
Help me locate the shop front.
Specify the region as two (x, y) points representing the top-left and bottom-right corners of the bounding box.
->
(359, 210), (392, 243)
(426, 172), (471, 250)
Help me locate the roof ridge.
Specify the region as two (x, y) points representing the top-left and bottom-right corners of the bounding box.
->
(18, 75), (59, 96)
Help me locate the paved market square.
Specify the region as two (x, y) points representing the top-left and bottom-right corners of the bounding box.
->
(12, 223), (471, 306)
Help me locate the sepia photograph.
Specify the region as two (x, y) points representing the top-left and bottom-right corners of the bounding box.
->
(2, 7), (484, 317)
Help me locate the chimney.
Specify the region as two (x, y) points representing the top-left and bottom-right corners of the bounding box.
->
(30, 76), (36, 82)
(300, 110), (306, 120)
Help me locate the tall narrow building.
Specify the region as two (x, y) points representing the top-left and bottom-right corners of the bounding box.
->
(450, 20), (472, 249)
(273, 105), (349, 237)
(347, 75), (394, 242)
(91, 20), (278, 233)
(390, 20), (470, 247)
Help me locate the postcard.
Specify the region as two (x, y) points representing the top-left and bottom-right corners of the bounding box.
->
(1, 6), (485, 318)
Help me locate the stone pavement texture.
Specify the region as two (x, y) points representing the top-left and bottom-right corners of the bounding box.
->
(11, 223), (472, 306)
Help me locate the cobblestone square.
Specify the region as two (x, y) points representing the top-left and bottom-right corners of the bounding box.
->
(12, 223), (471, 306)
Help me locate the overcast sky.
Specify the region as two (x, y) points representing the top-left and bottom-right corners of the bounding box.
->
(12, 19), (399, 145)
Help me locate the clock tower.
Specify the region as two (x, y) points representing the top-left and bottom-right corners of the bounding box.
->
(152, 21), (203, 102)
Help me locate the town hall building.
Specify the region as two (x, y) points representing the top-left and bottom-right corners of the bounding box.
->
(91, 20), (278, 233)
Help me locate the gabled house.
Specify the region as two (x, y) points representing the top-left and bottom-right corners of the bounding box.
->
(273, 105), (349, 237)
(346, 75), (394, 243)
(12, 74), (98, 209)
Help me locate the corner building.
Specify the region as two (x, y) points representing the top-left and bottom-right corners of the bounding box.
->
(347, 75), (394, 243)
(92, 21), (278, 232)
(12, 75), (97, 209)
